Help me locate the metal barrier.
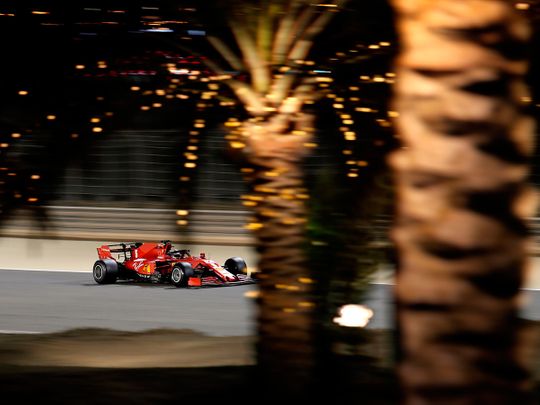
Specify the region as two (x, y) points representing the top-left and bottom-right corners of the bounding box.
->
(1, 205), (538, 252)
(0, 205), (255, 246)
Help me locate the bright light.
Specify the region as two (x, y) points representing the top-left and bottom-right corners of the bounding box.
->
(140, 28), (174, 33)
(356, 107), (374, 113)
(244, 222), (263, 230)
(169, 68), (191, 75)
(230, 141), (246, 149)
(516, 2), (530, 10)
(244, 290), (260, 299)
(333, 304), (374, 327)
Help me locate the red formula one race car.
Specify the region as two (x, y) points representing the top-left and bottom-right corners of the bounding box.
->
(93, 240), (254, 287)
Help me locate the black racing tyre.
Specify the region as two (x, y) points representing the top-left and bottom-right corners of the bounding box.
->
(170, 262), (194, 288)
(93, 259), (119, 284)
(224, 257), (247, 275)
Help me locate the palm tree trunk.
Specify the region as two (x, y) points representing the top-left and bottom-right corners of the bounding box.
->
(241, 112), (315, 396)
(390, 1), (537, 403)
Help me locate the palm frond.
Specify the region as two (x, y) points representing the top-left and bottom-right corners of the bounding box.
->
(231, 23), (271, 93)
(272, 3), (315, 65)
(207, 35), (245, 71)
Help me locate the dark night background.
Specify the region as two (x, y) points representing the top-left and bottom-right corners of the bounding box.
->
(0, 1), (402, 220)
(0, 1), (537, 217)
(0, 1), (539, 403)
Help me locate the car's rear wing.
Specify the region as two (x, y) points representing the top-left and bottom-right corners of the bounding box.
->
(97, 242), (142, 261)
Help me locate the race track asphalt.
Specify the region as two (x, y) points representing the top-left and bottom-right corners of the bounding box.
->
(1, 269), (540, 335)
(0, 269), (257, 336)
(0, 269), (395, 335)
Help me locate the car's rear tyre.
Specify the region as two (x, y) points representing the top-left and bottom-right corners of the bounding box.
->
(93, 259), (118, 284)
(224, 257), (247, 275)
(170, 263), (194, 288)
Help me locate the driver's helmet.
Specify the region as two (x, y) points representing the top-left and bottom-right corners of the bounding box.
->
(162, 240), (172, 252)
(199, 252), (206, 259)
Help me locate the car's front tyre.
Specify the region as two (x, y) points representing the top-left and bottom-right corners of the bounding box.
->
(93, 259), (118, 284)
(224, 257), (247, 276)
(170, 263), (194, 288)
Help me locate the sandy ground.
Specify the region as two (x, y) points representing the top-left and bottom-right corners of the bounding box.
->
(0, 328), (398, 404)
(0, 329), (258, 403)
(0, 328), (254, 369)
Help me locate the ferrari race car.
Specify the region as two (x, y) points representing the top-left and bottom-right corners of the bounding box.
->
(93, 240), (254, 287)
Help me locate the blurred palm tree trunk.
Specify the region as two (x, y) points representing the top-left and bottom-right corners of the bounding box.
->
(241, 113), (316, 394)
(390, 0), (537, 403)
(205, 1), (348, 395)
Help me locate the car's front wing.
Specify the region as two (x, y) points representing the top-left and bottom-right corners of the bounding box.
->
(188, 274), (256, 288)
